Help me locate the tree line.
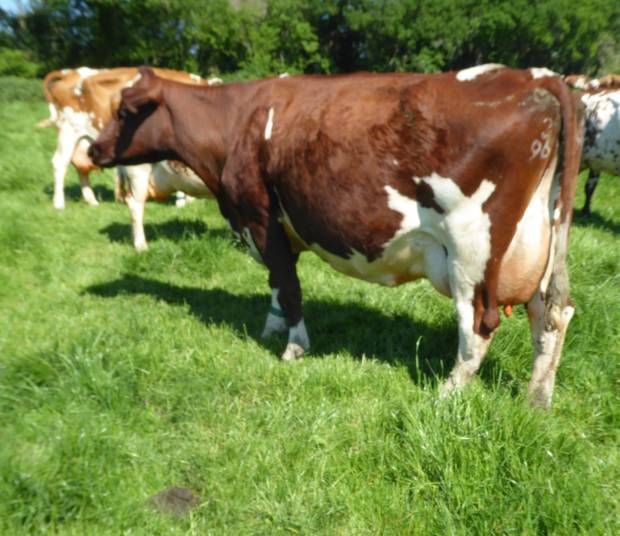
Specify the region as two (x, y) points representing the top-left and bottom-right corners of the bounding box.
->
(1, 0), (619, 79)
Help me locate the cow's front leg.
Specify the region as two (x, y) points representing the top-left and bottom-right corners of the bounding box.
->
(440, 299), (496, 396)
(261, 288), (288, 339)
(246, 216), (309, 361)
(440, 274), (498, 397)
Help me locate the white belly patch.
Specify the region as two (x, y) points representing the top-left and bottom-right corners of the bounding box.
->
(278, 173), (497, 297)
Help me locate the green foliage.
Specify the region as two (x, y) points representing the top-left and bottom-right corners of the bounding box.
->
(3, 0), (620, 78)
(0, 77), (43, 103)
(0, 47), (40, 77)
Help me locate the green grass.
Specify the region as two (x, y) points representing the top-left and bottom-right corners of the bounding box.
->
(0, 96), (619, 535)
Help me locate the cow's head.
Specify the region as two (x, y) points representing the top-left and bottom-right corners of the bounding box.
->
(89, 67), (174, 167)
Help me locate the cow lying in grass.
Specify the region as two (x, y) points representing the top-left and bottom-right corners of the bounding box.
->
(89, 65), (584, 408)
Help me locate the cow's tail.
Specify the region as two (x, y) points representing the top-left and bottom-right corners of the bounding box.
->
(538, 76), (585, 319)
(36, 70), (65, 128)
(539, 76), (584, 227)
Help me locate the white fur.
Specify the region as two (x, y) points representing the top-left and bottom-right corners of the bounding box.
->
(261, 289), (288, 338)
(126, 72), (142, 88)
(207, 77), (223, 86)
(282, 319), (310, 361)
(580, 90), (620, 175)
(456, 64), (505, 81)
(530, 67), (557, 79)
(264, 107), (274, 140)
(189, 73), (201, 81)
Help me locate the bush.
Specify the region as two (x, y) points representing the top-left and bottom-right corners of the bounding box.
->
(0, 47), (40, 78)
(0, 77), (43, 103)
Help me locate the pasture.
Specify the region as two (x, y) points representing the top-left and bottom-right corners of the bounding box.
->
(0, 80), (619, 534)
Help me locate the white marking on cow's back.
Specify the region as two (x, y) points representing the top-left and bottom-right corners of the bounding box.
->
(456, 64), (505, 81)
(207, 77), (223, 86)
(264, 107), (275, 140)
(76, 67), (99, 79)
(61, 69), (71, 75)
(126, 72), (142, 88)
(189, 73), (201, 81)
(530, 67), (557, 79)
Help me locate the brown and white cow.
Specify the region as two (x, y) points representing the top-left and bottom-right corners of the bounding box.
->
(565, 74), (620, 215)
(39, 66), (102, 207)
(40, 66), (218, 249)
(89, 65), (584, 408)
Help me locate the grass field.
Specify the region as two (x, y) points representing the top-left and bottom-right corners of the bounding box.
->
(0, 86), (619, 534)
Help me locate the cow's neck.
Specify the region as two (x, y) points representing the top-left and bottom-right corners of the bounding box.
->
(164, 82), (253, 196)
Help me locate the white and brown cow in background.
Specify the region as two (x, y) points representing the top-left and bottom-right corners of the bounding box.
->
(565, 73), (620, 215)
(90, 65), (584, 408)
(39, 66), (102, 207)
(40, 66), (220, 250)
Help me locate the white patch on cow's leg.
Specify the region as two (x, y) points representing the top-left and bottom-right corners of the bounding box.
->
(175, 191), (187, 207)
(440, 296), (494, 397)
(125, 164), (152, 251)
(281, 319), (310, 362)
(261, 288), (288, 338)
(51, 125), (78, 209)
(527, 292), (574, 409)
(264, 107), (274, 140)
(78, 171), (99, 206)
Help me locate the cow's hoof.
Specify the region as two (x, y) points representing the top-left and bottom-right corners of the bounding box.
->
(281, 342), (305, 362)
(53, 199), (65, 210)
(438, 377), (462, 399)
(527, 385), (552, 410)
(86, 199), (100, 207)
(134, 242), (149, 252)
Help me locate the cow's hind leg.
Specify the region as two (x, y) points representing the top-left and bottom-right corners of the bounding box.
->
(581, 170), (599, 217)
(526, 224), (574, 410)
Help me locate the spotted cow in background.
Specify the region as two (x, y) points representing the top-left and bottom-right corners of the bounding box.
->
(39, 66), (220, 249)
(90, 65), (584, 408)
(565, 74), (620, 215)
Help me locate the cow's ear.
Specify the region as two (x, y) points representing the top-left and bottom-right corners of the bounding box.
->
(121, 83), (162, 114)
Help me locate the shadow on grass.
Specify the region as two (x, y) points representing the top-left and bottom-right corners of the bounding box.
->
(85, 274), (466, 386)
(44, 183), (116, 204)
(99, 219), (232, 245)
(573, 210), (620, 234)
